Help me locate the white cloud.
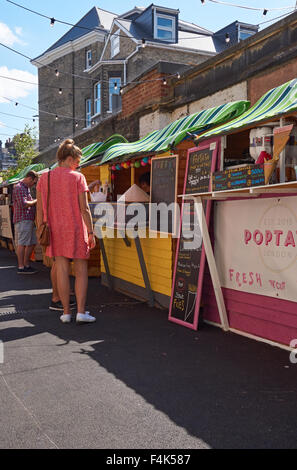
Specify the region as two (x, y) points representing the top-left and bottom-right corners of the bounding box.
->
(0, 22), (25, 46)
(0, 66), (38, 103)
(15, 26), (23, 36)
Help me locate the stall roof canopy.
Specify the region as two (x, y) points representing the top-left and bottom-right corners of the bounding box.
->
(100, 100), (250, 164)
(80, 134), (128, 166)
(197, 78), (297, 141)
(3, 163), (45, 186)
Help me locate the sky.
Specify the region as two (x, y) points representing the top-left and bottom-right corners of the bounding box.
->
(0, 0), (296, 146)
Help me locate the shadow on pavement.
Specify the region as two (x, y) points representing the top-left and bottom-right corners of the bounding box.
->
(1, 248), (297, 449)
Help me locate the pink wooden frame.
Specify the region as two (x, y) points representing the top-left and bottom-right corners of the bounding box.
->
(169, 137), (221, 330)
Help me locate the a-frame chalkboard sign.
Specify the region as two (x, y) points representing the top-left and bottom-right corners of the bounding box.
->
(169, 138), (221, 330)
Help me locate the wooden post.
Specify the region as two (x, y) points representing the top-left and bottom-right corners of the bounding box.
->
(131, 166), (135, 186)
(193, 196), (229, 331)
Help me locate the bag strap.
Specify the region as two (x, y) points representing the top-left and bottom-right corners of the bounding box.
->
(45, 171), (50, 223)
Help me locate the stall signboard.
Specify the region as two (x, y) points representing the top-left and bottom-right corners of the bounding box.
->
(169, 138), (220, 329)
(149, 155), (178, 235)
(214, 196), (297, 303)
(0, 205), (13, 239)
(185, 147), (212, 194)
(212, 165), (265, 191)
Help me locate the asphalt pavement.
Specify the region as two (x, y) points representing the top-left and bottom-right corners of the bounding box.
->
(0, 246), (297, 449)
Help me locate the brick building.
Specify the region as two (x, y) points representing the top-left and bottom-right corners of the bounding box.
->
(32, 4), (258, 161)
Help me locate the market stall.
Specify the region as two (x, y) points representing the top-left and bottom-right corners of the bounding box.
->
(92, 100), (251, 307)
(178, 78), (297, 349)
(0, 163), (45, 256)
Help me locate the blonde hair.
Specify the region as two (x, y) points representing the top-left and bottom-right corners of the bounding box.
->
(57, 139), (82, 162)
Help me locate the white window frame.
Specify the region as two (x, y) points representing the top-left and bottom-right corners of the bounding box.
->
(111, 29), (120, 58)
(94, 82), (101, 115)
(86, 49), (92, 70)
(238, 29), (254, 41)
(154, 13), (176, 42)
(86, 99), (92, 127)
(108, 77), (121, 111)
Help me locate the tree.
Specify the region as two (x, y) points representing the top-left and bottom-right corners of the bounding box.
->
(0, 125), (38, 182)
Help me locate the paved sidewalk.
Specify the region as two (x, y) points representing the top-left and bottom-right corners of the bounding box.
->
(0, 247), (297, 449)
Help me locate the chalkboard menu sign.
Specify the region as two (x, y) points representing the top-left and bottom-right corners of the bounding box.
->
(169, 200), (203, 326)
(149, 155), (178, 235)
(169, 139), (220, 330)
(185, 148), (212, 194)
(212, 164), (265, 191)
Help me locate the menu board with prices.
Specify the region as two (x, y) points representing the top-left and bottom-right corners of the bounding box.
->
(212, 164), (265, 191)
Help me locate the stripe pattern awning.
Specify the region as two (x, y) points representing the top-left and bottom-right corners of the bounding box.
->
(100, 100), (250, 164)
(3, 163), (45, 186)
(197, 78), (297, 141)
(80, 134), (128, 165)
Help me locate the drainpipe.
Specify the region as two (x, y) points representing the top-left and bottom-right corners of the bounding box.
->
(124, 46), (141, 85)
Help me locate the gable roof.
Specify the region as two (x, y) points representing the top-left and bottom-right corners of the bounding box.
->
(41, 7), (117, 56)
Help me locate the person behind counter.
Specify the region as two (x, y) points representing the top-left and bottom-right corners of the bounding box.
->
(13, 170), (39, 274)
(36, 139), (96, 324)
(139, 171), (151, 194)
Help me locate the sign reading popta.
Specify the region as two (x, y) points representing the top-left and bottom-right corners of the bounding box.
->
(214, 196), (297, 302)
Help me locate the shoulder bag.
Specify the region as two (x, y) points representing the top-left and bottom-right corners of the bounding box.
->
(37, 171), (51, 247)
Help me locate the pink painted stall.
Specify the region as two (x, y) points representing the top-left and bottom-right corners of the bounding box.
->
(172, 79), (297, 350)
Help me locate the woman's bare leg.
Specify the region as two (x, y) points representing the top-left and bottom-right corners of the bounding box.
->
(55, 256), (70, 315)
(51, 261), (60, 303)
(73, 259), (88, 313)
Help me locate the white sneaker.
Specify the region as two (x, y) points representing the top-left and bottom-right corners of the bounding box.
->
(76, 312), (96, 323)
(60, 314), (72, 323)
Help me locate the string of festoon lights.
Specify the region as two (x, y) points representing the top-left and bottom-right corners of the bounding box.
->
(6, 0), (265, 42)
(200, 0), (295, 16)
(5, 0), (293, 58)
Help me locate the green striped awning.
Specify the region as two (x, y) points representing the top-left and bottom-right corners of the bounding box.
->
(100, 100), (250, 164)
(197, 78), (297, 141)
(80, 134), (128, 165)
(47, 134), (129, 171)
(4, 163), (45, 185)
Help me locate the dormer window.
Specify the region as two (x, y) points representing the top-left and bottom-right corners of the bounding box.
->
(111, 29), (120, 58)
(154, 13), (176, 42)
(238, 29), (255, 41)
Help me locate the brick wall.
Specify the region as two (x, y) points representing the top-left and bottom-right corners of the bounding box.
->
(102, 25), (136, 61)
(248, 58), (297, 105)
(122, 70), (173, 118)
(38, 41), (105, 152)
(127, 46), (209, 83)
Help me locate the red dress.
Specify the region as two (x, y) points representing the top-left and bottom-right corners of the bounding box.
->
(37, 167), (90, 259)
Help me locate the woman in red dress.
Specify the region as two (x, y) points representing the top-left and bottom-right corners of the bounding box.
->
(37, 139), (96, 324)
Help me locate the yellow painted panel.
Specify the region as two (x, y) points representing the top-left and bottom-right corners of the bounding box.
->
(100, 230), (173, 296)
(100, 164), (110, 184)
(101, 263), (172, 296)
